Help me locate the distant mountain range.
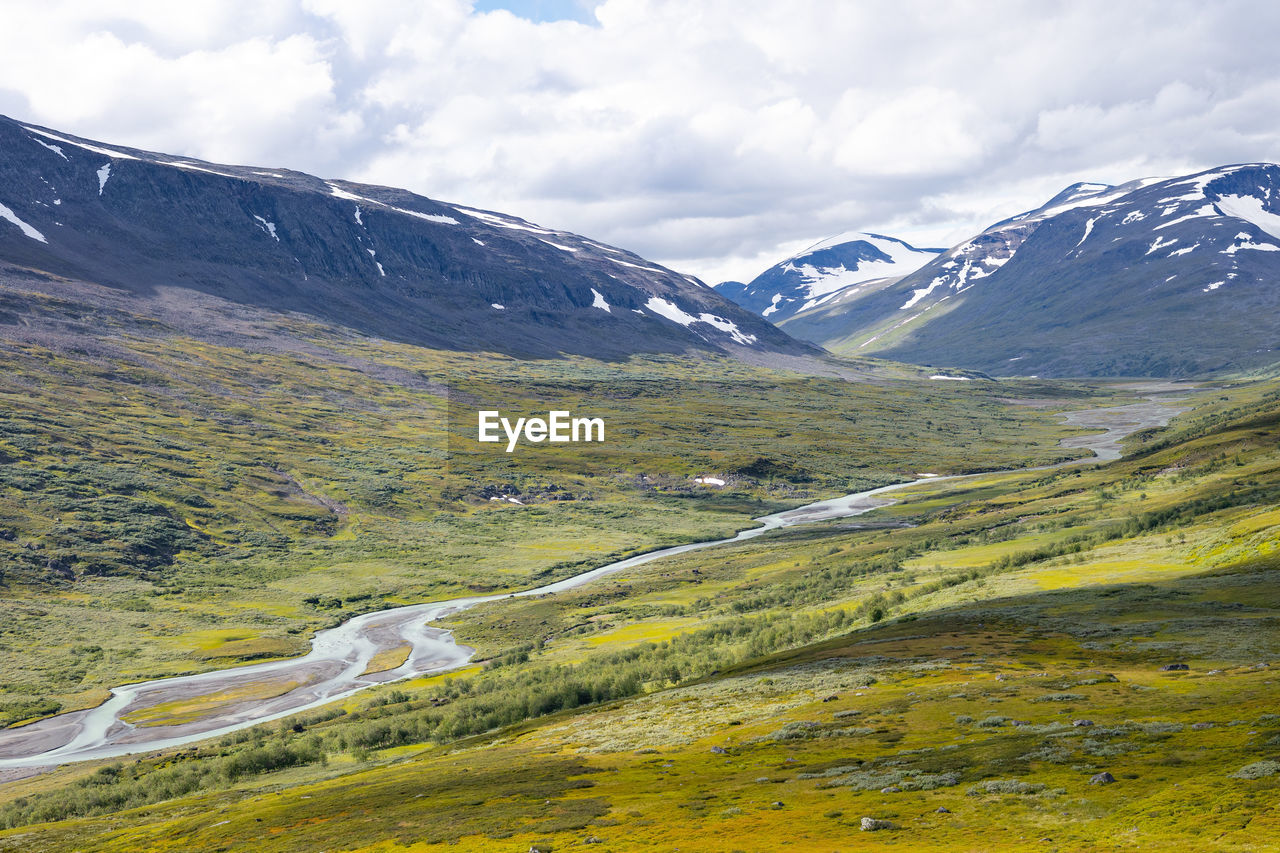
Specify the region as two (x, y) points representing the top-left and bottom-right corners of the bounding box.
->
(0, 116), (810, 360)
(6, 116), (1276, 378)
(718, 167), (1280, 377)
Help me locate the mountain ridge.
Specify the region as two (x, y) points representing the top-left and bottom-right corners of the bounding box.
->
(759, 164), (1280, 377)
(0, 116), (812, 360)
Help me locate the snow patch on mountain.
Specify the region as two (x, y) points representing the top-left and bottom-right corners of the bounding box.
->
(97, 163), (111, 195)
(606, 256), (665, 272)
(590, 287), (611, 312)
(782, 233), (939, 299)
(31, 137), (67, 160)
(1215, 194), (1280, 240)
(901, 277), (945, 310)
(327, 183), (458, 226)
(170, 161), (239, 179)
(1036, 186), (1127, 219)
(540, 239), (579, 253)
(0, 201), (47, 243)
(899, 236), (1013, 310)
(644, 297), (756, 344)
(1163, 165), (1252, 201)
(1224, 238), (1280, 254)
(395, 207), (458, 226)
(328, 184), (363, 202)
(455, 207), (557, 235)
(24, 126), (138, 160)
(1075, 216), (1098, 248)
(645, 297), (697, 325)
(696, 312), (757, 345)
(253, 215), (279, 241)
(1155, 203), (1218, 230)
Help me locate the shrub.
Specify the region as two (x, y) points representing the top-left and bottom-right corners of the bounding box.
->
(967, 779), (1046, 796)
(1031, 693), (1086, 703)
(804, 767), (960, 791)
(1230, 761), (1280, 780)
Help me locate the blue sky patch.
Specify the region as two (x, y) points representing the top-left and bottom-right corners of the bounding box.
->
(473, 0), (597, 25)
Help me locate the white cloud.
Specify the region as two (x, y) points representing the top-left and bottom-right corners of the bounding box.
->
(2, 0), (1279, 283)
(832, 87), (1001, 177)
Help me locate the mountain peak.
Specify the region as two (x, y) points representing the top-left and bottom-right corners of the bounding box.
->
(715, 231), (943, 323)
(774, 162), (1280, 377)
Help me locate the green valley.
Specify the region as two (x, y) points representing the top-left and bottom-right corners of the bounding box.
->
(0, 354), (1273, 850)
(0, 289), (1093, 724)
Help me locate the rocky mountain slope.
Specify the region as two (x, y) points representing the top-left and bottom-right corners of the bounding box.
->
(774, 166), (1280, 377)
(0, 116), (809, 359)
(714, 232), (941, 324)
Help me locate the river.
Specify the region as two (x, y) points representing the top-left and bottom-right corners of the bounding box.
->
(0, 388), (1191, 770)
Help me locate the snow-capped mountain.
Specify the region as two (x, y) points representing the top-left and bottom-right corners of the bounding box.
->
(0, 116), (810, 359)
(714, 233), (942, 324)
(779, 165), (1280, 377)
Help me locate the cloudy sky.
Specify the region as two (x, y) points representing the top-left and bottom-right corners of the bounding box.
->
(2, 0), (1278, 283)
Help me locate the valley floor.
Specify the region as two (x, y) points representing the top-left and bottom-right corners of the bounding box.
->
(0, 379), (1276, 850)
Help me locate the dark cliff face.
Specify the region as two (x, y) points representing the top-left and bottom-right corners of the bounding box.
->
(0, 116), (811, 359)
(779, 167), (1280, 377)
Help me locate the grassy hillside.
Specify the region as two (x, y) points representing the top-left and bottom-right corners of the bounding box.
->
(0, 380), (1275, 850)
